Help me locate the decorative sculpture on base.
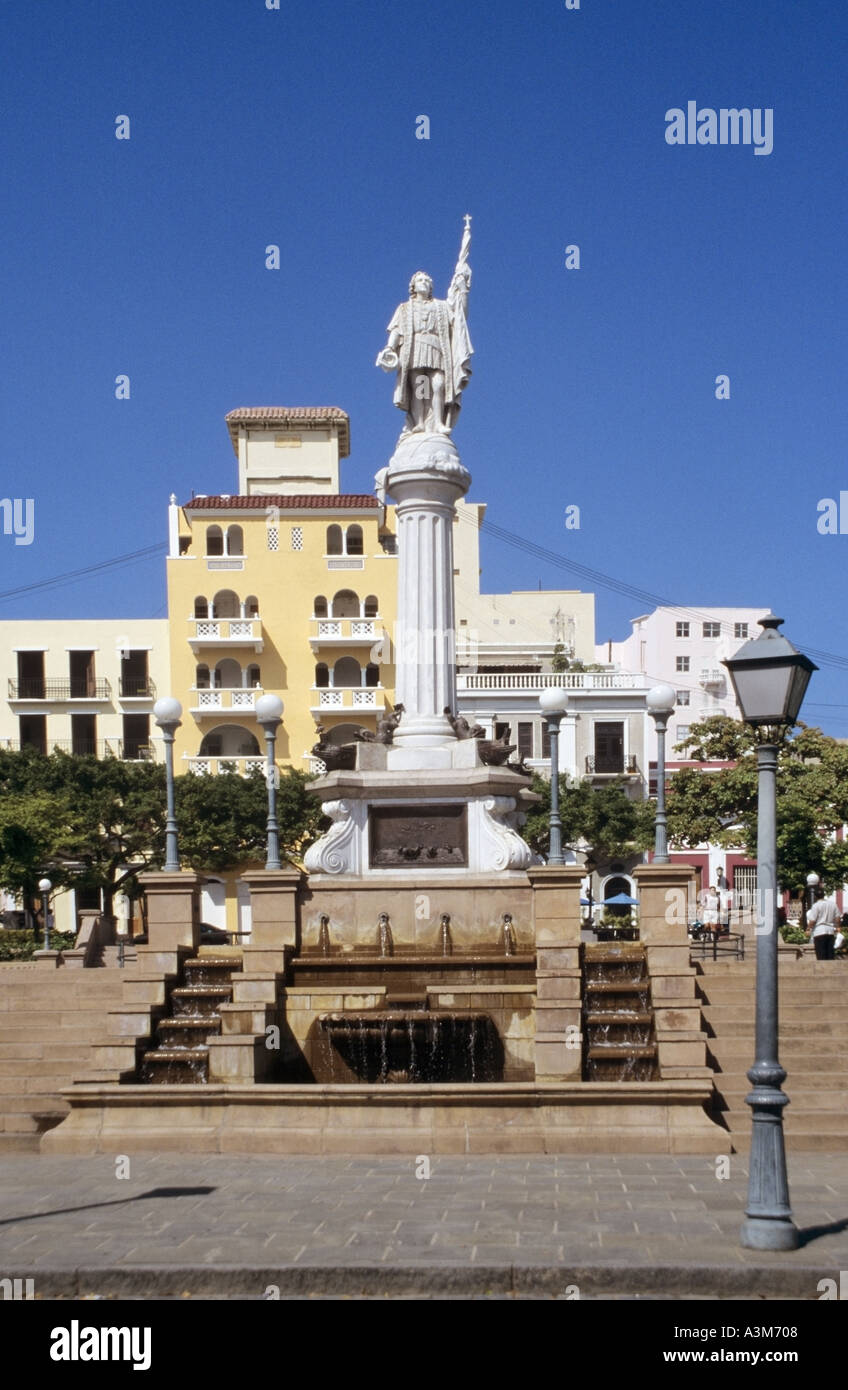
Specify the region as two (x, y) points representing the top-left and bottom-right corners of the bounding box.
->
(377, 216), (473, 440)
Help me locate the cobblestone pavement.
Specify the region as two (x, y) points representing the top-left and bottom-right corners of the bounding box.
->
(0, 1153), (845, 1297)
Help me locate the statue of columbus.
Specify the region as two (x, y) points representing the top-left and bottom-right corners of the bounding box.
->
(376, 216), (473, 437)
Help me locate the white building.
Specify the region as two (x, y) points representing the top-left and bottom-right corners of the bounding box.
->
(597, 605), (771, 762)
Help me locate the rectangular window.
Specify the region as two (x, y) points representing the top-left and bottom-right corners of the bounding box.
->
(16, 651), (45, 699)
(69, 650), (96, 698)
(495, 721), (511, 743)
(734, 622), (748, 639)
(123, 714), (150, 760)
(541, 720), (551, 760)
(266, 526), (279, 552)
(71, 713), (96, 756)
(517, 722), (533, 761)
(676, 690), (690, 706)
(291, 526), (303, 551)
(594, 721), (624, 774)
(120, 650), (149, 698)
(19, 714), (46, 755)
(676, 724), (690, 743)
(676, 656), (690, 673)
(734, 865), (758, 910)
(703, 622), (721, 638)
(676, 622), (690, 638)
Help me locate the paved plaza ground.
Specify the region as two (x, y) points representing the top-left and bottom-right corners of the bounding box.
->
(1, 1152), (846, 1299)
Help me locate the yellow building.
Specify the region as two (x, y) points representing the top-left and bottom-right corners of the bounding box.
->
(166, 408), (398, 777)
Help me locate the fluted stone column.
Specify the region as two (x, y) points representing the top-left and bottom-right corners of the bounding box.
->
(386, 434), (471, 749)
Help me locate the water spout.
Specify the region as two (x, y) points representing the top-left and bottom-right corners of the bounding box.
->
(318, 914), (331, 957)
(502, 913), (515, 956)
(440, 912), (453, 956)
(378, 911), (394, 958)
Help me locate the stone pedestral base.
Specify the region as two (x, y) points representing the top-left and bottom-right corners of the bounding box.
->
(304, 758), (539, 879)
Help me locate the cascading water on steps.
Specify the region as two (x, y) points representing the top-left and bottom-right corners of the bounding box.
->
(582, 943), (658, 1081)
(139, 954), (243, 1084)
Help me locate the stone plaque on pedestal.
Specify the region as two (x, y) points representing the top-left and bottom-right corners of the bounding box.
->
(369, 804), (467, 868)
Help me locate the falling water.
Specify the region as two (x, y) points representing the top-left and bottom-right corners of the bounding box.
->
(318, 914), (331, 957)
(378, 912), (394, 957)
(440, 913), (453, 956)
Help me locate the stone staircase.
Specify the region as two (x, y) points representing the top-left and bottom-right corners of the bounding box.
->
(0, 963), (126, 1151)
(697, 956), (848, 1152)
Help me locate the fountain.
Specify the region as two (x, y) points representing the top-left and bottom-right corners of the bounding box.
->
(582, 943), (658, 1081)
(440, 913), (452, 956)
(377, 912), (393, 958)
(139, 954), (243, 1084)
(317, 996), (502, 1083)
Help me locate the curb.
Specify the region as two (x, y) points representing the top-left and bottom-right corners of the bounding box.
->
(11, 1262), (832, 1299)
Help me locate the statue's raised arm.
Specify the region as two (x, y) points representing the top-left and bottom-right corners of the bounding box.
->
(376, 217), (473, 439)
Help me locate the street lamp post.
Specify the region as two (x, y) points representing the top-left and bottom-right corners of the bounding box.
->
(38, 877), (52, 953)
(805, 871), (820, 913)
(539, 688), (569, 866)
(255, 694), (285, 871)
(153, 697), (183, 873)
(646, 683), (676, 866)
(723, 614), (817, 1251)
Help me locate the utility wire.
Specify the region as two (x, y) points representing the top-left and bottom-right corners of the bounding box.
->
(0, 543), (165, 605)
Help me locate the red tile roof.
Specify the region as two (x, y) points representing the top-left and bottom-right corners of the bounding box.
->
(225, 407), (350, 458)
(184, 494), (380, 511)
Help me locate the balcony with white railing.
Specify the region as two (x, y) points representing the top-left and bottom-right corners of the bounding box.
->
(310, 686), (381, 713)
(699, 668), (726, 688)
(188, 617), (263, 651)
(309, 618), (380, 648)
(189, 687), (265, 717)
(456, 671), (645, 692)
(185, 755), (267, 777)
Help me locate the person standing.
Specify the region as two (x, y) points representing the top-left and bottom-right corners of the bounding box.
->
(806, 888), (840, 960)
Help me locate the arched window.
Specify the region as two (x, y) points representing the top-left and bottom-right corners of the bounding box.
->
(323, 722), (366, 745)
(315, 663), (329, 688)
(333, 656), (361, 688)
(206, 525), (224, 557)
(246, 664), (261, 688)
(244, 594), (259, 618)
(346, 524), (364, 556)
(195, 664), (210, 689)
(199, 725), (260, 758)
(212, 589), (240, 618)
(194, 596), (209, 619)
(365, 663), (380, 687)
(602, 875), (635, 919)
(314, 595), (328, 618)
(331, 589), (360, 618)
(226, 525), (244, 557)
(215, 658), (242, 689)
(326, 524), (343, 556)
(364, 594), (379, 618)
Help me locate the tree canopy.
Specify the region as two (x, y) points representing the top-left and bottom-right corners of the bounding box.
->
(521, 772), (655, 863)
(667, 715), (848, 892)
(0, 751), (324, 916)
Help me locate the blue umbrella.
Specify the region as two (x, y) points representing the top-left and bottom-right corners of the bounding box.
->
(603, 892), (640, 906)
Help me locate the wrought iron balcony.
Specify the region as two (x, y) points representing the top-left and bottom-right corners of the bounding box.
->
(118, 677), (157, 698)
(8, 678), (112, 701)
(585, 754), (638, 775)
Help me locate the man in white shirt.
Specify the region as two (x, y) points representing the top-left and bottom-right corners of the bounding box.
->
(806, 890), (840, 960)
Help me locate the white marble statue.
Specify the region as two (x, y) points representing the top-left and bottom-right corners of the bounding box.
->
(376, 216), (473, 437)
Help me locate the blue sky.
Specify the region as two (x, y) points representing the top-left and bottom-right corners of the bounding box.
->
(1, 0), (847, 727)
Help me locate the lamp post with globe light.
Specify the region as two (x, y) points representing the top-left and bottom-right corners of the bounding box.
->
(646, 684), (676, 866)
(38, 877), (52, 953)
(539, 688), (569, 865)
(723, 614), (817, 1252)
(153, 697), (183, 873)
(255, 694), (285, 871)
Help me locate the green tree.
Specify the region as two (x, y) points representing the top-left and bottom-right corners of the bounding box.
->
(175, 766), (324, 872)
(551, 642), (570, 673)
(522, 773), (654, 862)
(667, 715), (848, 893)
